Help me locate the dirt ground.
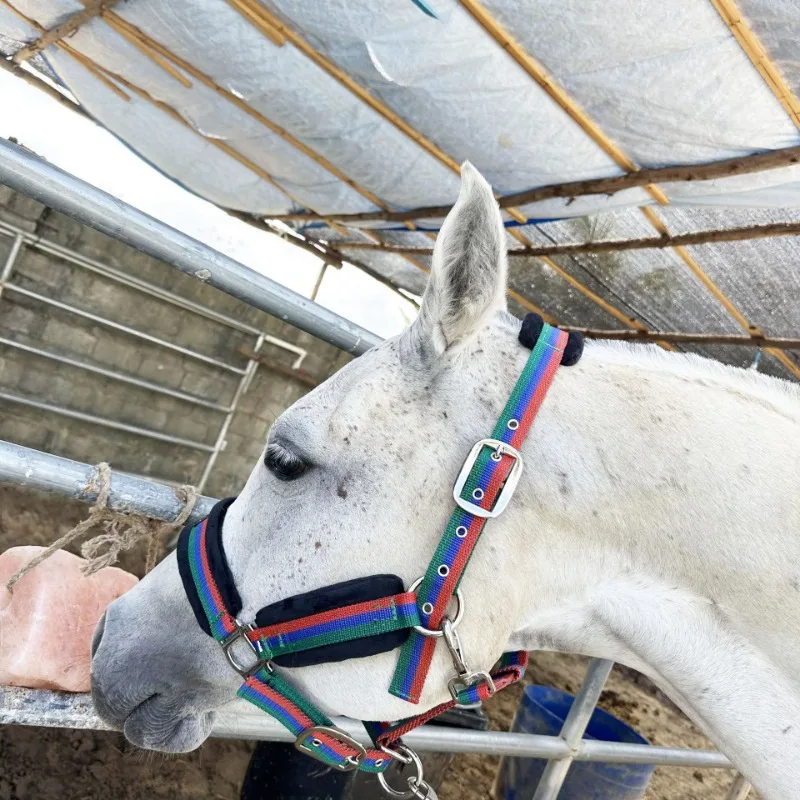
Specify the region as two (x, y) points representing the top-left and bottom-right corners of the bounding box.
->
(1, 485), (749, 799)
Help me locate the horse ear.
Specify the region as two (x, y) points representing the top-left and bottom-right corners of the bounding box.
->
(413, 162), (507, 354)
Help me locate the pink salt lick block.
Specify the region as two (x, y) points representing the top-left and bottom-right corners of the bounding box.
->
(0, 546), (138, 692)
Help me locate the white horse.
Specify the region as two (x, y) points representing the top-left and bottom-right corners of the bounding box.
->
(91, 164), (800, 798)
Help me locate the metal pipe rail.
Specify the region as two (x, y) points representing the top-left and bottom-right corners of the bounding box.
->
(0, 440), (215, 524)
(0, 442), (738, 776)
(0, 137), (381, 355)
(0, 145), (745, 794)
(0, 686), (732, 769)
(0, 212), (311, 488)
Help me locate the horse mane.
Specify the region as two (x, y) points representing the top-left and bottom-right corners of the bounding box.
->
(583, 339), (800, 419)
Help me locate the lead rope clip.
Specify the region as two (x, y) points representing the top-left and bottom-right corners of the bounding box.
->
(442, 618), (495, 708)
(377, 744), (438, 799)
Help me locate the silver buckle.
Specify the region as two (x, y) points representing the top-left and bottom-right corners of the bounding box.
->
(452, 439), (523, 518)
(221, 623), (271, 678)
(447, 670), (496, 706)
(295, 726), (367, 771)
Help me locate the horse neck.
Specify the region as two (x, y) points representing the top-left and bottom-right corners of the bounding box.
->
(493, 341), (800, 799)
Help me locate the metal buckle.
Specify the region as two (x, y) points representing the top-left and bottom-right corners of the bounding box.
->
(220, 623), (271, 678)
(452, 439), (523, 518)
(295, 726), (367, 772)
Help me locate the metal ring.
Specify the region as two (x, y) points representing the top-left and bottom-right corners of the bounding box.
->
(491, 451), (503, 461)
(472, 488), (484, 500)
(377, 745), (426, 798)
(437, 564), (449, 577)
(408, 577), (465, 637)
(455, 525), (468, 538)
(507, 418), (519, 430)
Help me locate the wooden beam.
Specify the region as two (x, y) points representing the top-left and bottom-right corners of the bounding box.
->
(11, 0), (119, 64)
(0, 56), (90, 119)
(562, 327), (800, 350)
(268, 144), (800, 224)
(333, 220), (800, 257)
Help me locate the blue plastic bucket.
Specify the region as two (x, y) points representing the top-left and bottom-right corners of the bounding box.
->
(499, 685), (656, 800)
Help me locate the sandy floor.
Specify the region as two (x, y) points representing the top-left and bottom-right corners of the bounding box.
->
(1, 485), (751, 799)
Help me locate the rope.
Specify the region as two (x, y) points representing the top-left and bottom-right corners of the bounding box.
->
(5, 462), (198, 592)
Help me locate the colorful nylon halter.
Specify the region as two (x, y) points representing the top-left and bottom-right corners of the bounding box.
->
(178, 318), (575, 796)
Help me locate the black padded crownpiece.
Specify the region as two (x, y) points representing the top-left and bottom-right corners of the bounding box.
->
(519, 313), (583, 366)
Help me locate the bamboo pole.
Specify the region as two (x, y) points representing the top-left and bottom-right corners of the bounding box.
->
(458, 0), (668, 207)
(709, 0), (800, 128)
(10, 0), (119, 64)
(0, 57), (91, 119)
(332, 219), (800, 257)
(561, 327), (800, 350)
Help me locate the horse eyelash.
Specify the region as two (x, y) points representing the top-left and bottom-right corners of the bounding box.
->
(264, 443), (307, 481)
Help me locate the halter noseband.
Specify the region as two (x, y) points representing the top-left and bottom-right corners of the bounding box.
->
(177, 315), (581, 798)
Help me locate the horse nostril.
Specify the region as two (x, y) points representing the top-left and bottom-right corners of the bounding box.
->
(91, 611), (107, 659)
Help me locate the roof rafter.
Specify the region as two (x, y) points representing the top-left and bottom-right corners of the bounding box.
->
(268, 144), (800, 224)
(10, 0), (119, 64)
(458, 0), (799, 378)
(93, 10), (446, 285)
(220, 0), (640, 327)
(331, 220), (800, 257)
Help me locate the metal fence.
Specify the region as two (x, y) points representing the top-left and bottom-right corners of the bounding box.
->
(0, 208), (308, 492)
(0, 138), (749, 799)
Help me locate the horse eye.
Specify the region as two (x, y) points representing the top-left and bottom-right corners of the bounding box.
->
(264, 443), (306, 481)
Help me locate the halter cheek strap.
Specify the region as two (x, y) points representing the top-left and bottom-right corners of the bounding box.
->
(176, 316), (580, 790)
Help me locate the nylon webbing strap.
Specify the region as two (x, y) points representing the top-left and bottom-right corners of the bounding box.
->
(246, 592), (420, 659)
(390, 324), (567, 702)
(368, 651), (528, 747)
(240, 668), (393, 772)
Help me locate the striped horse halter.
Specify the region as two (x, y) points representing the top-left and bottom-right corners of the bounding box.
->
(177, 315), (581, 799)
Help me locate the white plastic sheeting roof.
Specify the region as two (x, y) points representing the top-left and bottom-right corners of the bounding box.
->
(1, 0), (799, 380)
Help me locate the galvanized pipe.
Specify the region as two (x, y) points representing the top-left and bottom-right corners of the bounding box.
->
(725, 774), (752, 800)
(0, 440), (215, 523)
(0, 687), (732, 767)
(0, 392), (215, 451)
(0, 232), (22, 300)
(0, 219), (262, 337)
(196, 334), (263, 492)
(533, 658), (615, 799)
(0, 138), (381, 355)
(3, 284), (246, 374)
(0, 336), (231, 412)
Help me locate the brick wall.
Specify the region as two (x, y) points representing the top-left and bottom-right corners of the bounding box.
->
(0, 186), (352, 498)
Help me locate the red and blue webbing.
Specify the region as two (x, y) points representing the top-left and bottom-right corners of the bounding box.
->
(246, 592), (420, 659)
(367, 651), (528, 748)
(240, 667), (392, 772)
(186, 518), (238, 642)
(390, 324), (566, 703)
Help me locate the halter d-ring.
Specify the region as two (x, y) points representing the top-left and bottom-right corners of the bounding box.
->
(407, 576), (464, 637)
